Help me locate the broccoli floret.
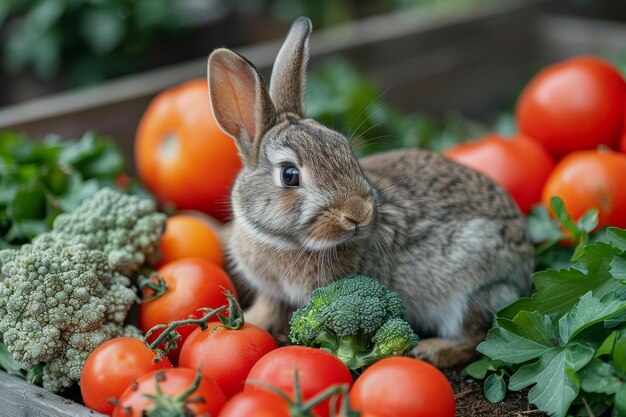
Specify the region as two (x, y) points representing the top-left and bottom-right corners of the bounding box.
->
(0, 188), (164, 392)
(289, 274), (419, 370)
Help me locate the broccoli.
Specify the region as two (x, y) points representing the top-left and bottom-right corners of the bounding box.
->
(0, 188), (164, 392)
(289, 274), (419, 370)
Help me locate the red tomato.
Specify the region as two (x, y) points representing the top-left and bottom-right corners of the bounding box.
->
(138, 258), (237, 364)
(80, 338), (171, 416)
(158, 214), (224, 268)
(349, 357), (456, 417)
(516, 56), (626, 158)
(218, 390), (294, 417)
(112, 368), (226, 417)
(621, 100), (626, 153)
(179, 321), (277, 398)
(135, 79), (241, 222)
(245, 346), (353, 417)
(542, 149), (626, 228)
(444, 134), (554, 213)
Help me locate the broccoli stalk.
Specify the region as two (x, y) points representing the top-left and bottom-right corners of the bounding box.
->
(289, 275), (419, 370)
(0, 187), (166, 392)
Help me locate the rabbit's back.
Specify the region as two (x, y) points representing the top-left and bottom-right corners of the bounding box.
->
(358, 149), (533, 338)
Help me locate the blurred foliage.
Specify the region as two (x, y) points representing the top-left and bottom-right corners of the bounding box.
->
(305, 57), (514, 157)
(265, 0), (491, 28)
(0, 131), (141, 248)
(0, 0), (189, 85)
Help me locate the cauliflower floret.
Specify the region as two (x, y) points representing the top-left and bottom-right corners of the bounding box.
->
(45, 187), (166, 275)
(0, 188), (165, 392)
(0, 240), (138, 392)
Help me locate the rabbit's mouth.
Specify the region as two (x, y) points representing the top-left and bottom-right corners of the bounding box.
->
(304, 212), (371, 251)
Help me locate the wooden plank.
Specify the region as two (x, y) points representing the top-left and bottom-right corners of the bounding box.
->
(535, 15), (626, 62)
(0, 371), (105, 417)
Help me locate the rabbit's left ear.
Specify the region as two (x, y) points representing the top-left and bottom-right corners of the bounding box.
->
(269, 16), (312, 117)
(208, 49), (276, 165)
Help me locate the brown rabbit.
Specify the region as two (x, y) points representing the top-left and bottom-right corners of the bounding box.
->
(207, 17), (533, 367)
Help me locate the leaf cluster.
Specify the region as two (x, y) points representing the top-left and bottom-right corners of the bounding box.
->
(305, 57), (515, 156)
(468, 198), (626, 417)
(0, 0), (188, 85)
(0, 130), (126, 248)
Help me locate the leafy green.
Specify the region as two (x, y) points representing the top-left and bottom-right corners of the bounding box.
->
(305, 58), (511, 156)
(1, 0), (189, 84)
(470, 198), (626, 417)
(0, 131), (128, 247)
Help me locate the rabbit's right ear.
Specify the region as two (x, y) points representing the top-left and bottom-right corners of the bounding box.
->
(208, 48), (276, 165)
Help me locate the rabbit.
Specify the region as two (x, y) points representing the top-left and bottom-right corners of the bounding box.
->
(207, 16), (534, 367)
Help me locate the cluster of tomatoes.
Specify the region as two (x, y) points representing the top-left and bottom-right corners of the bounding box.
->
(78, 214), (456, 417)
(445, 56), (626, 228)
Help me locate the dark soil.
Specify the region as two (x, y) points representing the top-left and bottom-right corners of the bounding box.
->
(445, 368), (547, 417)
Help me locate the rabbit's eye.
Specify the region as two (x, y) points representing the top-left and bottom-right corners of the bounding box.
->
(281, 166), (300, 187)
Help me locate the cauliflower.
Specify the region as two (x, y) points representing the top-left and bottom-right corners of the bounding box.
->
(42, 187), (165, 275)
(0, 188), (164, 392)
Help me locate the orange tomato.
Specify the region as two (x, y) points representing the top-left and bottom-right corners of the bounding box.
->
(516, 56), (626, 158)
(542, 149), (626, 228)
(444, 134), (554, 214)
(158, 214), (223, 268)
(135, 79), (241, 222)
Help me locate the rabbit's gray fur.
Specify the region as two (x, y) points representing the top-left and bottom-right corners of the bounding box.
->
(208, 17), (533, 367)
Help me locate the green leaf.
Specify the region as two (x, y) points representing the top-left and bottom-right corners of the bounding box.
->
(597, 331), (618, 357)
(509, 344), (594, 417)
(0, 342), (23, 376)
(611, 255), (626, 281)
(484, 373), (506, 403)
(477, 325), (553, 365)
(577, 209), (600, 234)
(615, 383), (626, 417)
(607, 228), (626, 252)
(551, 197), (579, 239)
(580, 359), (622, 395)
(558, 292), (626, 343)
(79, 9), (126, 55)
(466, 356), (491, 379)
(8, 183), (46, 220)
(499, 242), (623, 320)
(614, 338), (626, 376)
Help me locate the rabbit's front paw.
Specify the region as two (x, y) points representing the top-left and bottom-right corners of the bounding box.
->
(410, 335), (484, 368)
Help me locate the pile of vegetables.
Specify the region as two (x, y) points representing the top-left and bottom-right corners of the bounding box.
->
(0, 187), (165, 391)
(2, 50), (626, 417)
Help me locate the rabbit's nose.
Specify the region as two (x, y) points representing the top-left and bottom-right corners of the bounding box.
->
(342, 196), (373, 227)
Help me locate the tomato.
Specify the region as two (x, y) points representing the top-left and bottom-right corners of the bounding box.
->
(218, 390), (294, 417)
(621, 100), (626, 153)
(158, 214), (223, 268)
(444, 134), (554, 213)
(350, 357), (455, 417)
(542, 149), (626, 229)
(80, 338), (171, 416)
(245, 346), (353, 417)
(179, 321), (277, 398)
(135, 79), (241, 222)
(516, 56), (626, 158)
(112, 368), (226, 417)
(139, 258), (237, 364)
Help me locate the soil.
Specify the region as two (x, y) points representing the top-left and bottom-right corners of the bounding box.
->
(445, 368), (547, 417)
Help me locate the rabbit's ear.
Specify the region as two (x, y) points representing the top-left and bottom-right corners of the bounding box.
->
(208, 48), (276, 165)
(269, 16), (312, 117)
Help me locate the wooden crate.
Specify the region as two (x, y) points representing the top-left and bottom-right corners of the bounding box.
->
(6, 1), (626, 415)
